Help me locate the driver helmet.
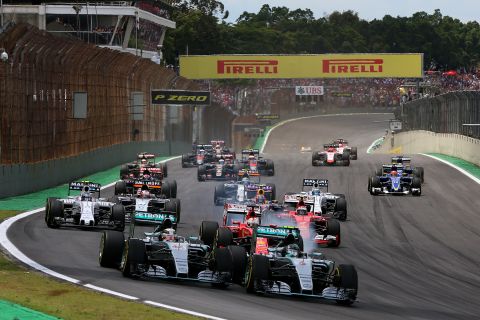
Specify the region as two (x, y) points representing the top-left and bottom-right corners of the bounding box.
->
(311, 188), (321, 196)
(248, 153), (255, 160)
(219, 158), (225, 165)
(162, 228), (176, 241)
(327, 147), (335, 152)
(390, 170), (398, 177)
(284, 244), (300, 258)
(80, 186), (92, 201)
(142, 169), (151, 179)
(141, 159), (147, 165)
(140, 190), (150, 198)
(296, 206), (308, 215)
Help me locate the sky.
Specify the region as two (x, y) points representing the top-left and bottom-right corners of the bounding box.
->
(221, 0), (480, 23)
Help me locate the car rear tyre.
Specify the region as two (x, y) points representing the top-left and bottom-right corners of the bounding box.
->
(199, 221), (219, 246)
(228, 246), (247, 284)
(214, 227), (233, 247)
(198, 165), (206, 181)
(214, 184), (226, 206)
(335, 198), (347, 221)
(121, 239), (146, 277)
(246, 255), (270, 293)
(350, 147), (358, 160)
(335, 264), (358, 305)
(99, 231), (125, 268)
(165, 198), (181, 224)
(326, 219), (341, 247)
(160, 163), (168, 177)
(46, 200), (63, 228)
(111, 204), (126, 232)
(266, 183), (276, 201)
(114, 181), (127, 195)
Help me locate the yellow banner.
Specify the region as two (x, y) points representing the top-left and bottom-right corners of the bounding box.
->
(179, 54), (423, 79)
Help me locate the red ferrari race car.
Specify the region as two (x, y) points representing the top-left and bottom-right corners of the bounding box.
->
(312, 144), (350, 166)
(262, 194), (341, 247)
(199, 201), (265, 251)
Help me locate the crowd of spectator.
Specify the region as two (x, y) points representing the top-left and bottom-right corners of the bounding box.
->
(196, 69), (480, 115)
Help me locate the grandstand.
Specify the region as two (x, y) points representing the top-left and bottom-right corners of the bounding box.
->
(0, 1), (175, 59)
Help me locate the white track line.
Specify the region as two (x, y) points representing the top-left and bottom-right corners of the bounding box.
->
(420, 153), (480, 185)
(0, 155), (224, 320)
(260, 113), (391, 153)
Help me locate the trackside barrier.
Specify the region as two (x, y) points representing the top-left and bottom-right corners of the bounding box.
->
(400, 91), (480, 139)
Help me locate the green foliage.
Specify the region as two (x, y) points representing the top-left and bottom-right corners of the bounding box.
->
(165, 3), (480, 69)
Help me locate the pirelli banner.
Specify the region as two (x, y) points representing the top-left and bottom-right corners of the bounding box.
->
(179, 54), (423, 79)
(151, 89), (210, 105)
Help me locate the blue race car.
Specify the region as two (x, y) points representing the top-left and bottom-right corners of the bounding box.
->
(368, 167), (421, 196)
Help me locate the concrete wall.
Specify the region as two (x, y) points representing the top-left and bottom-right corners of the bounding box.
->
(0, 140), (191, 199)
(375, 130), (480, 166)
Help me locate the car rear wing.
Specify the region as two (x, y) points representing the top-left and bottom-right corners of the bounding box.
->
(284, 194), (315, 204)
(242, 149), (259, 155)
(382, 165), (413, 175)
(124, 180), (162, 190)
(133, 211), (177, 225)
(137, 153), (155, 160)
(211, 140), (225, 146)
(323, 143), (339, 149)
(391, 156), (411, 165)
(238, 169), (260, 177)
(69, 181), (101, 192)
(303, 179), (328, 187)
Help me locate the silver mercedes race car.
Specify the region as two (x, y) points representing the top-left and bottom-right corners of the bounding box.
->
(98, 217), (245, 287)
(244, 225), (358, 305)
(45, 181), (125, 231)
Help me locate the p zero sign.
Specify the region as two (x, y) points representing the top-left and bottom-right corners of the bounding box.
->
(179, 54), (423, 79)
(151, 90), (210, 105)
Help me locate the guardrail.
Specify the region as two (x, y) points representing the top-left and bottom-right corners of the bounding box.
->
(400, 91), (480, 139)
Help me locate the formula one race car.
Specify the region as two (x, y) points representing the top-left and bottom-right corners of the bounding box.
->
(243, 225), (358, 305)
(112, 186), (181, 224)
(312, 145), (350, 166)
(45, 181), (125, 231)
(332, 139), (357, 160)
(199, 203), (263, 252)
(114, 175), (177, 198)
(213, 173), (276, 206)
(98, 218), (245, 286)
(368, 168), (422, 196)
(120, 153), (167, 180)
(181, 144), (216, 167)
(197, 159), (240, 181)
(211, 140), (236, 159)
(238, 149), (275, 176)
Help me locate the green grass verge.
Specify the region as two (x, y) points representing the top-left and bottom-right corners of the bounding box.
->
(0, 212), (198, 320)
(0, 254), (199, 320)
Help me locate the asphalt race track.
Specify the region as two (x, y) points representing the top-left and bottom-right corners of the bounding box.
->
(8, 113), (480, 320)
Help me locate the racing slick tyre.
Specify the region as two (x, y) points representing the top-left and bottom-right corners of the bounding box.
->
(266, 183), (276, 201)
(213, 247), (232, 273)
(160, 163), (168, 178)
(350, 147), (358, 160)
(198, 165), (206, 181)
(45, 197), (59, 223)
(162, 181), (171, 198)
(165, 199), (181, 224)
(181, 154), (188, 168)
(121, 239), (146, 278)
(412, 177), (422, 196)
(334, 193), (346, 199)
(46, 199), (63, 228)
(335, 198), (347, 221)
(246, 255), (270, 293)
(199, 221), (219, 246)
(214, 227), (233, 247)
(266, 159), (275, 176)
(414, 167), (425, 183)
(111, 204), (126, 232)
(367, 176), (372, 192)
(168, 179), (177, 198)
(298, 235), (304, 252)
(120, 164), (129, 179)
(114, 181), (127, 195)
(335, 264), (358, 305)
(228, 246), (247, 284)
(99, 231), (125, 268)
(214, 184), (226, 206)
(326, 219), (341, 247)
(370, 176), (381, 195)
(311, 153), (317, 166)
(375, 167), (383, 177)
